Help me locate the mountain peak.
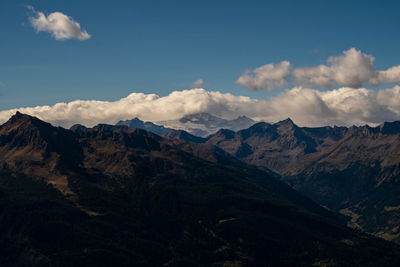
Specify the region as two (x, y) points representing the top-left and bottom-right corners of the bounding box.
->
(276, 117), (295, 125)
(117, 117), (171, 135)
(9, 111), (36, 123)
(70, 124), (87, 133)
(233, 115), (254, 123)
(274, 118), (299, 132)
(237, 122), (272, 138)
(2, 112), (52, 133)
(0, 113), (82, 182)
(117, 117), (143, 126)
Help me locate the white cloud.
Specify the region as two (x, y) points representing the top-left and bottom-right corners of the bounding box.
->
(265, 87), (398, 126)
(0, 89), (266, 128)
(237, 48), (400, 91)
(293, 48), (376, 88)
(192, 78), (204, 88)
(1, 87), (400, 128)
(28, 6), (91, 41)
(292, 65), (333, 88)
(370, 66), (400, 85)
(235, 61), (291, 91)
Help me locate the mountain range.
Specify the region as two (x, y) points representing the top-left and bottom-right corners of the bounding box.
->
(116, 117), (172, 136)
(126, 113), (255, 137)
(116, 116), (208, 143)
(1, 112), (400, 266)
(191, 118), (400, 244)
(116, 113), (255, 140)
(117, 114), (400, 244)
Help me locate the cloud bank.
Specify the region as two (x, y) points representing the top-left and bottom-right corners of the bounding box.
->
(2, 87), (400, 128)
(28, 6), (91, 41)
(237, 48), (400, 91)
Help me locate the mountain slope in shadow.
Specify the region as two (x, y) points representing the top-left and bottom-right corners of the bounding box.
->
(0, 113), (399, 266)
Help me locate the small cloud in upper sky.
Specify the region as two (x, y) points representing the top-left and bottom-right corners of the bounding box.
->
(27, 6), (91, 41)
(192, 78), (204, 88)
(236, 48), (400, 91)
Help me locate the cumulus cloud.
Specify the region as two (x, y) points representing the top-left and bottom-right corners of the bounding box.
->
(370, 66), (400, 85)
(235, 61), (291, 91)
(294, 48), (376, 88)
(192, 78), (204, 88)
(28, 6), (91, 41)
(266, 87), (399, 126)
(0, 89), (267, 128)
(1, 87), (400, 128)
(237, 48), (400, 91)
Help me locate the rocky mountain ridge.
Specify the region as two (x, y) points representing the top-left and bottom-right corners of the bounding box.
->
(3, 113), (398, 265)
(201, 118), (400, 243)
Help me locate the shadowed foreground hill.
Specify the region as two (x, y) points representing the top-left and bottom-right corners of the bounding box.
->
(0, 113), (400, 266)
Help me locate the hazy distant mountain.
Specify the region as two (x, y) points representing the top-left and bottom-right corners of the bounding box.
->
(205, 118), (400, 243)
(157, 113), (255, 137)
(1, 112), (399, 266)
(116, 117), (208, 143)
(116, 117), (172, 136)
(117, 113), (255, 139)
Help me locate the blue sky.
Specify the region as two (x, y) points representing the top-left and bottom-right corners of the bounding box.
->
(1, 0), (400, 126)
